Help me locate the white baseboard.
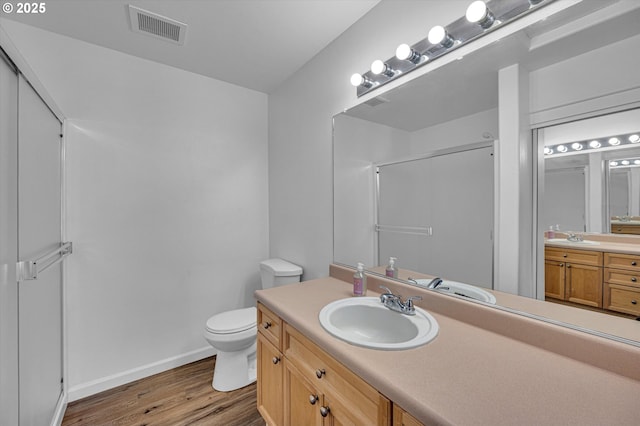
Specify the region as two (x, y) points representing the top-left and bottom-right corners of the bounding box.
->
(67, 346), (216, 402)
(50, 391), (67, 426)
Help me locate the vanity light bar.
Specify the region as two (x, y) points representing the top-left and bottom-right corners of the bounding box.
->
(351, 0), (553, 96)
(544, 132), (640, 157)
(609, 158), (640, 168)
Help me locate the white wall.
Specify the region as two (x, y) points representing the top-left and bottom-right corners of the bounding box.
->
(268, 1), (472, 280)
(0, 20), (269, 400)
(333, 114), (411, 267)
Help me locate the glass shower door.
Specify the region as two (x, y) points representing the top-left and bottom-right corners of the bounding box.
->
(17, 74), (64, 426)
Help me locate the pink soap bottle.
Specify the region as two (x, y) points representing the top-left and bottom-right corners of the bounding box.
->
(353, 262), (367, 296)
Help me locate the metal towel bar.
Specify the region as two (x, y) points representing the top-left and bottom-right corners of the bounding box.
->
(17, 242), (73, 281)
(375, 224), (432, 236)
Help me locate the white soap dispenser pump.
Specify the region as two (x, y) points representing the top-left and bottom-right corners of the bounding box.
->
(385, 257), (398, 278)
(353, 262), (367, 296)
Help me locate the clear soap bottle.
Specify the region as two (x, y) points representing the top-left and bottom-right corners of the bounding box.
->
(385, 257), (398, 278)
(353, 262), (367, 296)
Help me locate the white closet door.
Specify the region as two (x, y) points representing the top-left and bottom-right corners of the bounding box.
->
(0, 53), (20, 426)
(427, 146), (494, 288)
(17, 74), (63, 426)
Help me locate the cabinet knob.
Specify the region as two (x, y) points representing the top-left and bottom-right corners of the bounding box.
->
(315, 369), (326, 379)
(632, 277), (637, 282)
(272, 356), (280, 364)
(320, 406), (331, 417)
(563, 254), (568, 258)
(309, 394), (319, 405)
(632, 261), (637, 266)
(632, 300), (637, 305)
(566, 264), (571, 268)
(263, 321), (271, 329)
(559, 263), (564, 267)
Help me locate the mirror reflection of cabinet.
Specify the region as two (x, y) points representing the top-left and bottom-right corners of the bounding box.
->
(544, 247), (603, 308)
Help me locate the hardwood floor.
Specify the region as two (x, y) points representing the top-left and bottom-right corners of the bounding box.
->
(62, 357), (265, 426)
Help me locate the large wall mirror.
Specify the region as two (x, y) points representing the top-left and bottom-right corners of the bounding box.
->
(333, 1), (640, 346)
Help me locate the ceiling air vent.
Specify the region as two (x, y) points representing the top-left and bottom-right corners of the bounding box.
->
(128, 5), (187, 45)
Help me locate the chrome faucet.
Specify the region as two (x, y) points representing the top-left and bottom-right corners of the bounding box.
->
(379, 286), (422, 315)
(426, 277), (443, 289)
(566, 232), (584, 242)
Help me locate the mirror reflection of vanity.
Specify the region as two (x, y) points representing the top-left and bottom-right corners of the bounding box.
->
(333, 1), (640, 346)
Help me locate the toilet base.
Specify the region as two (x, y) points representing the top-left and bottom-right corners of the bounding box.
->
(212, 341), (257, 392)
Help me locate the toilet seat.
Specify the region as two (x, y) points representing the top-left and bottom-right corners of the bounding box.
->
(205, 307), (257, 334)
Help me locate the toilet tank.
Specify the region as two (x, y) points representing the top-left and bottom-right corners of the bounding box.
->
(260, 258), (303, 289)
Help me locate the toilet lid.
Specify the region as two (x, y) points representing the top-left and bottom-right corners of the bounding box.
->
(206, 307), (257, 334)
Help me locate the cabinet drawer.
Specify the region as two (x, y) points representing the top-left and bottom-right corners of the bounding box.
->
(604, 252), (640, 272)
(545, 247), (602, 266)
(604, 283), (640, 316)
(283, 324), (390, 425)
(258, 303), (283, 350)
(604, 268), (640, 289)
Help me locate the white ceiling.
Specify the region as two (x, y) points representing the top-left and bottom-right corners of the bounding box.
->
(2, 0), (380, 93)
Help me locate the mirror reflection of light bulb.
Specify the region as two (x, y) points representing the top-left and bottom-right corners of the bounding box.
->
(571, 142), (583, 151)
(609, 137), (621, 146)
(634, 160), (640, 165)
(557, 145), (568, 153)
(589, 140), (601, 148)
(544, 147), (553, 155)
(622, 160), (630, 166)
(610, 161), (619, 166)
(629, 134), (640, 143)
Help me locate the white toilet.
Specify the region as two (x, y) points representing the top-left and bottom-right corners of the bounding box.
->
(203, 258), (302, 391)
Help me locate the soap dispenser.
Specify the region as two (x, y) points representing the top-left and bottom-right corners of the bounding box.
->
(385, 257), (398, 278)
(353, 262), (367, 296)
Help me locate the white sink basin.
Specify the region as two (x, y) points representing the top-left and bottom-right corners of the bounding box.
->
(546, 238), (600, 245)
(412, 279), (497, 304)
(318, 297), (438, 350)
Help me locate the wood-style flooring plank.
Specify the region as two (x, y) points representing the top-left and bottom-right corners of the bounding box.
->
(62, 356), (264, 426)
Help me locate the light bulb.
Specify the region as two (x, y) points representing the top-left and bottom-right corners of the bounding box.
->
(634, 160), (640, 165)
(350, 73), (372, 88)
(609, 137), (621, 146)
(610, 161), (619, 166)
(350, 73), (364, 87)
(371, 60), (394, 77)
(589, 140), (601, 149)
(544, 147), (553, 155)
(622, 160), (630, 166)
(571, 142), (583, 151)
(466, 1), (495, 29)
(629, 134), (640, 143)
(557, 145), (568, 153)
(428, 25), (455, 48)
(395, 43), (423, 64)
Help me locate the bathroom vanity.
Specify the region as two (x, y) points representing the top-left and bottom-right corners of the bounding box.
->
(545, 234), (640, 317)
(255, 264), (640, 425)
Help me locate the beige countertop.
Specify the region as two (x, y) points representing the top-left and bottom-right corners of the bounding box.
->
(255, 268), (640, 425)
(544, 232), (640, 254)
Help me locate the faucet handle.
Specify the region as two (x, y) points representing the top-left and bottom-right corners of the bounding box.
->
(404, 295), (422, 311)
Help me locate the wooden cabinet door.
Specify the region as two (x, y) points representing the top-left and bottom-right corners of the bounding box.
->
(545, 260), (566, 300)
(393, 405), (423, 426)
(284, 359), (322, 426)
(566, 263), (603, 308)
(257, 332), (283, 426)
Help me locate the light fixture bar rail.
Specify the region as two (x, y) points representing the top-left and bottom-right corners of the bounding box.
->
(375, 224), (432, 236)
